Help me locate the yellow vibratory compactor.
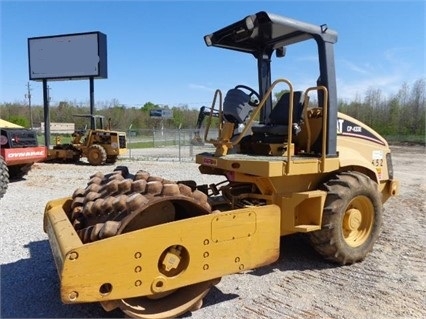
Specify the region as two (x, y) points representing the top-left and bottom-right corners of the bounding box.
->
(43, 12), (399, 319)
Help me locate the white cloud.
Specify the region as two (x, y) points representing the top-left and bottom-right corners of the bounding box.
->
(337, 74), (402, 102)
(335, 47), (423, 101)
(188, 83), (216, 92)
(340, 59), (371, 75)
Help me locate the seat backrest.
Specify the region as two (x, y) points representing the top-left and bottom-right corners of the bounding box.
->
(223, 88), (252, 124)
(269, 91), (304, 125)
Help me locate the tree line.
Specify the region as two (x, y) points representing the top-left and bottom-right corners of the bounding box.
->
(1, 79), (424, 144)
(0, 99), (203, 132)
(338, 79), (424, 143)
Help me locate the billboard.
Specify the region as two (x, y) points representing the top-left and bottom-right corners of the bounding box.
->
(28, 31), (107, 81)
(149, 109), (173, 119)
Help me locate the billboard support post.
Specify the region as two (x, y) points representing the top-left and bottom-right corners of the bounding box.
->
(89, 77), (95, 129)
(42, 79), (50, 147)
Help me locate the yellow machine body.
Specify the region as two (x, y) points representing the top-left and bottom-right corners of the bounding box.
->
(44, 199), (280, 303)
(196, 108), (399, 237)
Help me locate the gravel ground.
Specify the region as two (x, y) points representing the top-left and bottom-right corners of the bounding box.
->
(0, 145), (425, 319)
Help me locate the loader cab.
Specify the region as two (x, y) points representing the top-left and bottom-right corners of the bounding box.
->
(72, 114), (127, 165)
(74, 114), (106, 131)
(203, 11), (338, 157)
(71, 115), (103, 145)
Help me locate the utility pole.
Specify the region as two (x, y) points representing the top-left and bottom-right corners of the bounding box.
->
(25, 82), (33, 129)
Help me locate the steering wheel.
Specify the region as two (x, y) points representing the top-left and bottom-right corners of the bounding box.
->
(235, 85), (261, 106)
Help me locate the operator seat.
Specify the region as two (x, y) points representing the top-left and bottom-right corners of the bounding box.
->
(222, 88), (252, 125)
(239, 91), (306, 155)
(251, 91), (305, 137)
(221, 88), (255, 153)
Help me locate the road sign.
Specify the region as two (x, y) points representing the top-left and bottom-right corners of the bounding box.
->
(150, 109), (173, 119)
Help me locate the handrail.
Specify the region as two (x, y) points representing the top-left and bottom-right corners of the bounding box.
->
(205, 79), (320, 171)
(203, 89), (223, 142)
(201, 81), (330, 175)
(319, 86), (328, 172)
(231, 78), (294, 146)
(303, 86), (328, 155)
(302, 93), (312, 153)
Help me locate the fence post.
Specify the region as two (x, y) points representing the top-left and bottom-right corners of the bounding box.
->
(178, 128), (181, 163)
(127, 124), (133, 159)
(189, 131), (193, 157)
(152, 128), (155, 147)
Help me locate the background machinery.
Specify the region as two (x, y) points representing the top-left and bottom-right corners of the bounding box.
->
(0, 119), (47, 199)
(43, 12), (399, 318)
(191, 105), (216, 146)
(47, 114), (127, 166)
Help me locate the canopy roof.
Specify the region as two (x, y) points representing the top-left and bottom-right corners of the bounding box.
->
(0, 119), (24, 128)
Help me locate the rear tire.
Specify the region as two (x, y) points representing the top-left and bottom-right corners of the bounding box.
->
(309, 171), (383, 265)
(0, 156), (9, 199)
(87, 144), (107, 165)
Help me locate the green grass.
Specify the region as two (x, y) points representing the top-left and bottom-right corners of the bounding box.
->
(37, 134), (73, 145)
(38, 134), (179, 148)
(128, 141), (155, 148)
(127, 140), (179, 148)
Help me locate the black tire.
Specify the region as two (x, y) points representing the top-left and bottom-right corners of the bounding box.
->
(0, 156), (9, 199)
(106, 155), (118, 164)
(69, 167), (212, 243)
(87, 144), (107, 165)
(309, 171), (383, 265)
(8, 163), (32, 180)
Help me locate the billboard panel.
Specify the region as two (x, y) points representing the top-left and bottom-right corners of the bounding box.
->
(28, 31), (107, 81)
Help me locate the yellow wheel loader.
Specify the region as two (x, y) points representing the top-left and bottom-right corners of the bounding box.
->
(43, 12), (399, 318)
(47, 115), (127, 166)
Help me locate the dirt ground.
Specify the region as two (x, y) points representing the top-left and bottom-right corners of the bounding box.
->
(0, 145), (424, 318)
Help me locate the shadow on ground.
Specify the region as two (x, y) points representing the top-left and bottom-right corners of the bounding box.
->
(1, 234), (335, 318)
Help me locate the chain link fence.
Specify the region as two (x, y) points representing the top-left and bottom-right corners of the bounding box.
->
(37, 128), (220, 163)
(126, 128), (219, 162)
(39, 127), (424, 164)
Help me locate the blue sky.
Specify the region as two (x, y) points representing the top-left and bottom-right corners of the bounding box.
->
(1, 0), (425, 109)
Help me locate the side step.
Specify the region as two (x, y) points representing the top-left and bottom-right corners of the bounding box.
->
(280, 190), (327, 235)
